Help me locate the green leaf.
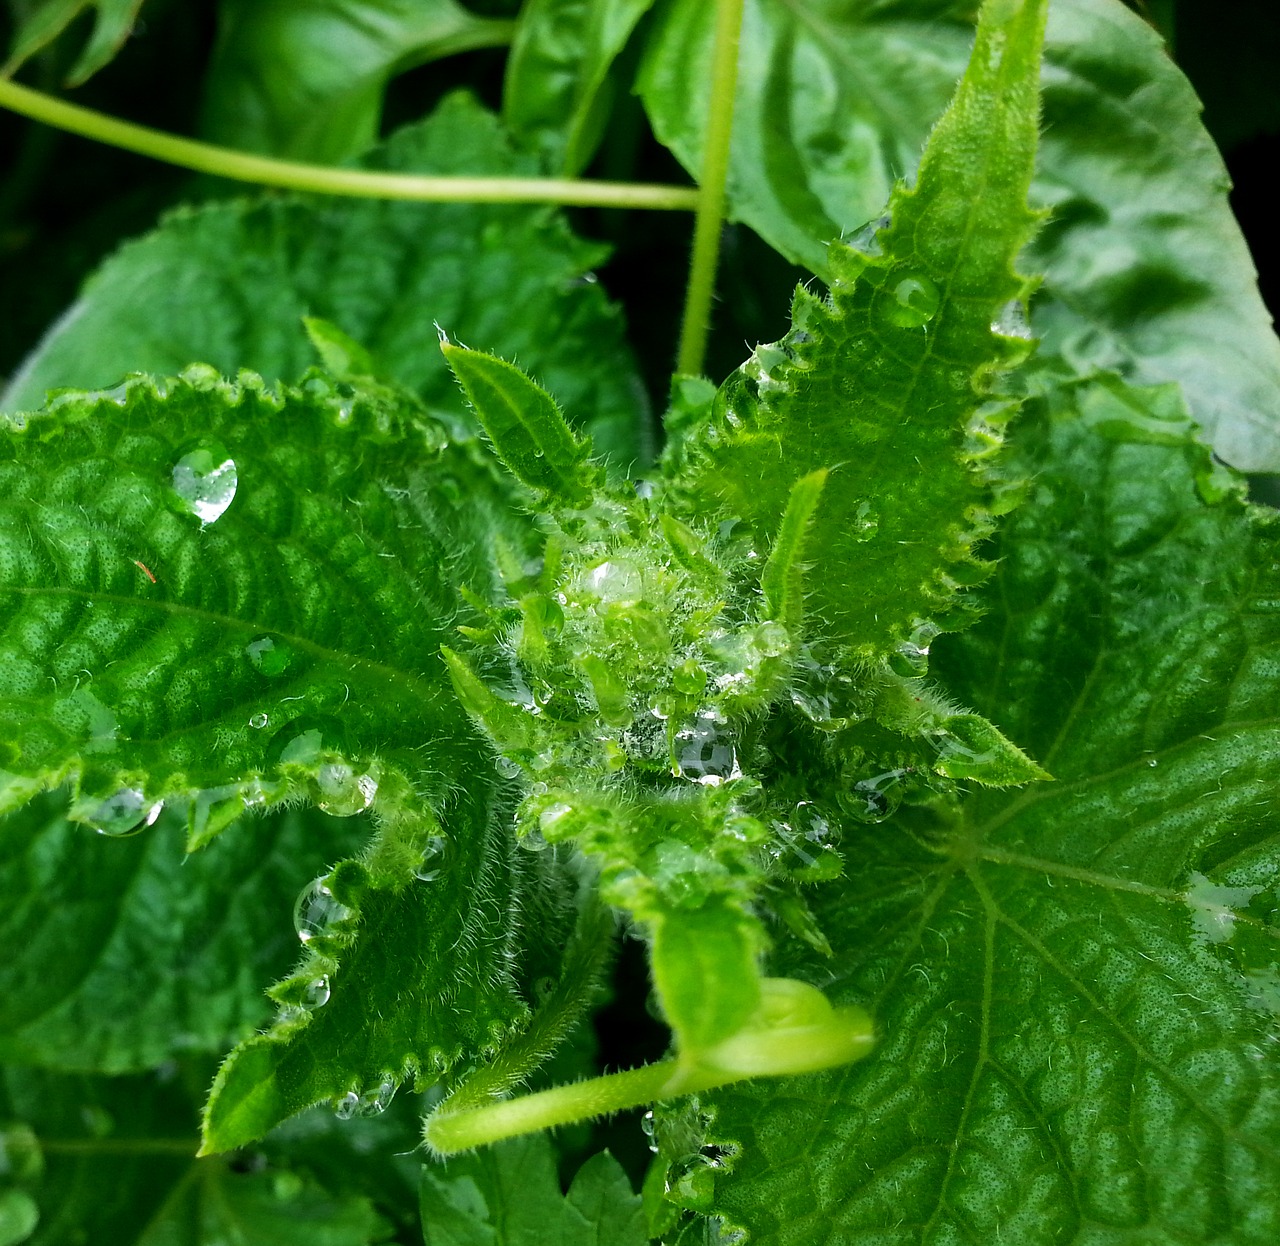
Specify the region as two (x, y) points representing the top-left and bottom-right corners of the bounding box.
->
(503, 0), (656, 175)
(419, 1134), (646, 1246)
(3, 95), (651, 467)
(0, 1065), (392, 1245)
(442, 343), (596, 504)
(669, 0), (1045, 660)
(2, 0), (146, 84)
(200, 0), (514, 163)
(640, 0), (1280, 472)
(0, 793), (367, 1074)
(673, 380), (1280, 1243)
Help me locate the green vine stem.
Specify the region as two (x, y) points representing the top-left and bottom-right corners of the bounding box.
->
(675, 0), (746, 377)
(0, 77), (700, 211)
(424, 978), (874, 1155)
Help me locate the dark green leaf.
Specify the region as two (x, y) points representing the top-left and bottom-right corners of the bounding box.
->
(200, 0), (513, 163)
(3, 95), (651, 467)
(503, 0), (656, 175)
(677, 379), (1280, 1244)
(639, 0), (1280, 471)
(0, 794), (367, 1073)
(3, 0), (146, 84)
(420, 1134), (646, 1246)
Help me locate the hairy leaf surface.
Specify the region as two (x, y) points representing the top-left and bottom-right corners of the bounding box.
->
(3, 95), (650, 465)
(201, 0), (513, 163)
(3, 0), (146, 83)
(0, 795), (366, 1073)
(669, 0), (1043, 658)
(674, 382), (1280, 1244)
(640, 0), (1280, 471)
(503, 0), (656, 175)
(419, 1134), (646, 1246)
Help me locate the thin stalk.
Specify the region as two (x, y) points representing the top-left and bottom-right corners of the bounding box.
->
(675, 0), (746, 376)
(0, 78), (700, 211)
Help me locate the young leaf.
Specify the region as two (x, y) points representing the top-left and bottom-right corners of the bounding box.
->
(200, 0), (514, 163)
(674, 381), (1280, 1244)
(2, 95), (651, 466)
(3, 0), (146, 84)
(670, 0), (1045, 660)
(640, 0), (1280, 472)
(419, 1134), (647, 1246)
(0, 794), (367, 1074)
(503, 0), (656, 175)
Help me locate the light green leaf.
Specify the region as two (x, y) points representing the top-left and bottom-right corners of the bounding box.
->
(0, 794), (368, 1074)
(420, 1134), (646, 1246)
(671, 379), (1280, 1244)
(2, 0), (146, 84)
(3, 95), (651, 466)
(0, 1065), (392, 1246)
(668, 0), (1044, 660)
(503, 0), (656, 175)
(199, 0), (513, 163)
(640, 0), (1280, 472)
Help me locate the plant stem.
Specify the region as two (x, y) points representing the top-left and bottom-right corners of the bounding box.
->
(0, 77), (700, 211)
(675, 0), (746, 377)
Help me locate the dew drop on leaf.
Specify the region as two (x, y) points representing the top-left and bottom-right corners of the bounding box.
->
(248, 712), (269, 730)
(302, 974), (330, 1009)
(583, 557), (644, 605)
(80, 788), (164, 837)
(991, 298), (1034, 339)
(313, 763), (377, 816)
(413, 833), (450, 880)
(677, 713), (741, 785)
(293, 878), (352, 944)
(333, 1090), (360, 1121)
(881, 273), (941, 328)
(245, 635), (294, 677)
(170, 444), (238, 525)
(851, 499), (879, 542)
(358, 1077), (396, 1116)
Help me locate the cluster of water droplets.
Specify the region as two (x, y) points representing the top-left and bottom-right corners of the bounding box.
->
(333, 1076), (396, 1120)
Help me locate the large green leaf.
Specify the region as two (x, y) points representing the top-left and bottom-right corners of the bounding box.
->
(0, 1065), (393, 1245)
(639, 0), (1280, 472)
(2, 0), (147, 83)
(2, 94), (651, 466)
(201, 0), (514, 163)
(0, 794), (367, 1073)
(502, 0), (656, 175)
(419, 1134), (647, 1246)
(665, 380), (1280, 1244)
(667, 0), (1043, 660)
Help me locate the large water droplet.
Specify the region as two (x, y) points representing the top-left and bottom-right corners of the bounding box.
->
(249, 712), (269, 730)
(333, 1091), (360, 1121)
(245, 635), (294, 677)
(313, 763), (377, 817)
(845, 769), (907, 823)
(414, 833), (450, 880)
(672, 659), (708, 697)
(851, 500), (879, 542)
(82, 788), (163, 837)
(677, 713), (741, 786)
(171, 444), (238, 525)
(847, 213), (891, 257)
(753, 620), (790, 659)
(302, 974), (331, 1009)
(583, 557), (644, 606)
(881, 273), (940, 329)
(294, 878), (352, 944)
(358, 1077), (396, 1116)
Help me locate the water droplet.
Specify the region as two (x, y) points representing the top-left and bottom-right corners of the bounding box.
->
(333, 1091), (360, 1121)
(583, 557), (644, 606)
(889, 620), (940, 678)
(753, 620), (790, 658)
(414, 833), (450, 881)
(1147, 758), (1158, 768)
(677, 713), (741, 786)
(80, 788), (163, 837)
(171, 444), (238, 525)
(245, 635), (293, 677)
(992, 298), (1033, 340)
(847, 213), (891, 256)
(672, 659), (708, 697)
(249, 712), (269, 730)
(845, 769), (907, 823)
(294, 878), (352, 944)
(302, 975), (330, 1009)
(314, 763), (377, 816)
(358, 1077), (396, 1116)
(792, 801), (832, 844)
(852, 499), (879, 542)
(881, 273), (941, 329)
(641, 1110), (658, 1152)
